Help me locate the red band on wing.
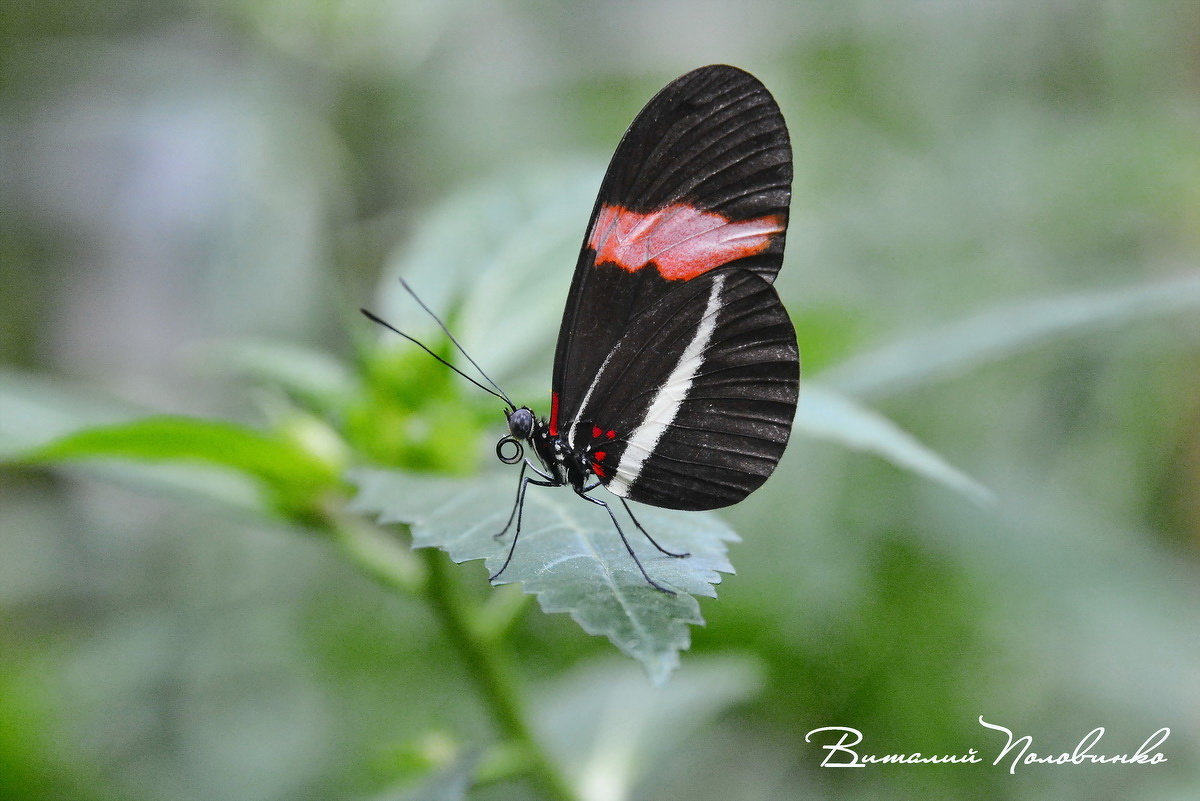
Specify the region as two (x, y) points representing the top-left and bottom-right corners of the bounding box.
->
(587, 203), (783, 280)
(549, 392), (560, 437)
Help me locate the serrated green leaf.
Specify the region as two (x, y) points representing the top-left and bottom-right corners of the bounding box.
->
(796, 384), (992, 505)
(823, 271), (1200, 398)
(347, 468), (738, 685)
(15, 417), (338, 504)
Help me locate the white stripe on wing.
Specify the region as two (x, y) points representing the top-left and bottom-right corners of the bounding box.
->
(607, 273), (726, 497)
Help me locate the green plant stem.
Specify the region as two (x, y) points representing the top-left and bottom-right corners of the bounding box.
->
(419, 547), (578, 801)
(328, 513), (574, 800)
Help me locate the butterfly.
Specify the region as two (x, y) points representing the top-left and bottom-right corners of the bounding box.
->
(365, 65), (798, 594)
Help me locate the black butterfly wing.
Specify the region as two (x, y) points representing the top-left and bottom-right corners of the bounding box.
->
(549, 65), (792, 440)
(564, 267), (799, 511)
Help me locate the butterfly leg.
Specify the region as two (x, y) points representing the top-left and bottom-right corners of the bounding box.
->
(574, 489), (676, 595)
(494, 459), (554, 540)
(618, 497), (690, 559)
(490, 470), (556, 583)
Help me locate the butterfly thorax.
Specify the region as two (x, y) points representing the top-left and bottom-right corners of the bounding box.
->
(529, 419), (591, 489)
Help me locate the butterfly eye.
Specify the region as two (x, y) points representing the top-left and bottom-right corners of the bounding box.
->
(496, 435), (524, 464)
(507, 407), (535, 439)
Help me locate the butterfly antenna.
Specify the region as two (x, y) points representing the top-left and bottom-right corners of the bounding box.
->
(359, 308), (515, 409)
(397, 278), (515, 408)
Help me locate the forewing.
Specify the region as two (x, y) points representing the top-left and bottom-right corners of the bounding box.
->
(568, 268), (799, 511)
(551, 65), (792, 438)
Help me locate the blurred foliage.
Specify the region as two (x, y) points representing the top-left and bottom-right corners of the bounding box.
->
(347, 345), (492, 473)
(4, 1), (1200, 800)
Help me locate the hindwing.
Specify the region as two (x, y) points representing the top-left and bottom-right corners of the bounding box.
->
(566, 268), (798, 510)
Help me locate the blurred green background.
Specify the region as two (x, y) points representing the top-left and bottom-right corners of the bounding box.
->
(3, 1), (1200, 799)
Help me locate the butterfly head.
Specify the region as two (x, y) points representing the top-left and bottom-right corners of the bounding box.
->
(506, 406), (535, 440)
(496, 406), (536, 464)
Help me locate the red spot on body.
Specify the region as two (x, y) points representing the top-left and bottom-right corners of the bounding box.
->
(592, 461), (607, 478)
(606, 430), (616, 439)
(592, 425), (602, 438)
(587, 203), (783, 280)
(549, 392), (560, 437)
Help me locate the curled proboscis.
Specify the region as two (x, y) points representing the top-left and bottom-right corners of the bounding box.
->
(496, 436), (524, 464)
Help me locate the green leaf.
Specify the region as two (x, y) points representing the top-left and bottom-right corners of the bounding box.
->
(376, 162), (604, 395)
(533, 656), (762, 800)
(192, 338), (356, 415)
(15, 417), (339, 513)
(383, 747), (482, 801)
(823, 271), (1200, 398)
(348, 469), (738, 685)
(0, 369), (298, 513)
(0, 368), (144, 458)
(796, 384), (992, 505)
